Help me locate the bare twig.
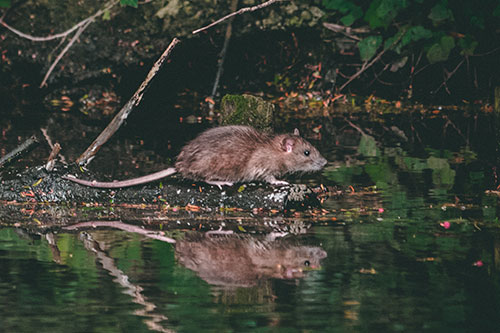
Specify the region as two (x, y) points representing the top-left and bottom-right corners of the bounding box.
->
(192, 0), (285, 35)
(0, 0), (118, 42)
(40, 128), (67, 164)
(339, 30), (406, 92)
(76, 38), (181, 166)
(432, 58), (465, 95)
(322, 22), (370, 41)
(0, 135), (38, 168)
(40, 20), (92, 88)
(45, 143), (61, 172)
(1, 1), (119, 87)
(209, 0), (239, 106)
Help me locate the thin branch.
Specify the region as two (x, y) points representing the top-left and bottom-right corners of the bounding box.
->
(432, 58), (465, 95)
(209, 0), (239, 105)
(339, 30), (405, 92)
(40, 127), (67, 164)
(0, 0), (118, 42)
(322, 22), (370, 41)
(0, 135), (38, 168)
(40, 20), (92, 88)
(192, 0), (285, 35)
(76, 37), (181, 166)
(45, 143), (61, 172)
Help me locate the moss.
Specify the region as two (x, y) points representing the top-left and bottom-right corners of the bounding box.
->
(220, 94), (275, 130)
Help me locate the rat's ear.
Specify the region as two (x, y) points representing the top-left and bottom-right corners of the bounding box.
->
(293, 128), (300, 136)
(281, 137), (295, 153)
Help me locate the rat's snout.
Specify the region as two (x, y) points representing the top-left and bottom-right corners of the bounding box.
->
(318, 156), (328, 168)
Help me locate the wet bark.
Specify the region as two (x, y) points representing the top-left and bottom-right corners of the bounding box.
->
(0, 162), (321, 211)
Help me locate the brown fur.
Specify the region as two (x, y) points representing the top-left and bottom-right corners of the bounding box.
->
(64, 126), (327, 188)
(176, 126), (327, 182)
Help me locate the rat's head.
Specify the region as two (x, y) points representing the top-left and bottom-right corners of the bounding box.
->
(278, 129), (327, 173)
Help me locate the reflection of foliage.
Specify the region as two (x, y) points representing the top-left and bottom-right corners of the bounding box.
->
(427, 156), (455, 186)
(323, 164), (363, 184)
(357, 134), (380, 157)
(325, 148), (458, 190)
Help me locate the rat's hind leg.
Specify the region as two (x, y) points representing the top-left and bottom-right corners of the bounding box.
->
(205, 180), (234, 189)
(265, 176), (289, 186)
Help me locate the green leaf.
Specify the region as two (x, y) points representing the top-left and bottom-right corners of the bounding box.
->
(458, 36), (478, 56)
(102, 9), (111, 21)
(365, 0), (403, 29)
(428, 0), (453, 24)
(384, 35), (398, 51)
(494, 4), (500, 17)
(365, 0), (385, 28)
(120, 0), (138, 8)
(322, 0), (349, 12)
(0, 0), (10, 8)
(470, 16), (485, 30)
(426, 43), (447, 63)
(340, 6), (363, 26)
(426, 36), (455, 64)
(359, 36), (382, 61)
(440, 35), (455, 52)
(408, 26), (432, 42)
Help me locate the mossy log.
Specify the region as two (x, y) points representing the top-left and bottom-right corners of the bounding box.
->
(0, 163), (321, 212)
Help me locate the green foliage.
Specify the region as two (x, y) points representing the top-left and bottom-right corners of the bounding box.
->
(427, 35), (455, 63)
(322, 0), (499, 66)
(120, 0), (138, 8)
(0, 0), (10, 8)
(358, 36), (383, 61)
(428, 0), (453, 24)
(322, 0), (363, 26)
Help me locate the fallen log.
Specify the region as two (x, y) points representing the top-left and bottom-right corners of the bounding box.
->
(0, 163), (321, 211)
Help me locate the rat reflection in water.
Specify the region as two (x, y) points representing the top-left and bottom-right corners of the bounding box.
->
(175, 232), (327, 288)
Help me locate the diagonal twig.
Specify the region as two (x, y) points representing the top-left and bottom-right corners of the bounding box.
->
(339, 29), (406, 92)
(76, 37), (181, 166)
(40, 20), (92, 87)
(0, 0), (118, 42)
(192, 0), (285, 35)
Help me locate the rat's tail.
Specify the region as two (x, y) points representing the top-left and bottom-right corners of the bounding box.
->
(62, 168), (177, 188)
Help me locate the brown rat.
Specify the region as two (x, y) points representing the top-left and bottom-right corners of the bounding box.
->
(175, 232), (327, 287)
(63, 125), (327, 188)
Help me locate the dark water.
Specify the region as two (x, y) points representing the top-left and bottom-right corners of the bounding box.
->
(1, 139), (500, 332)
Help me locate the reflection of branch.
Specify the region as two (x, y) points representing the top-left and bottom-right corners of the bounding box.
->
(79, 232), (174, 333)
(64, 221), (177, 243)
(192, 0), (284, 34)
(343, 117), (367, 136)
(443, 115), (469, 145)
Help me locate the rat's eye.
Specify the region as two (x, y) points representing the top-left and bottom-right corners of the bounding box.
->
(304, 150), (310, 156)
(304, 260), (310, 267)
